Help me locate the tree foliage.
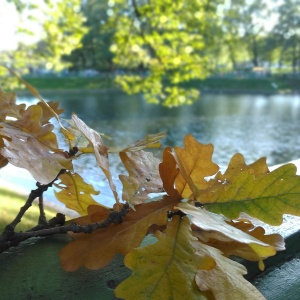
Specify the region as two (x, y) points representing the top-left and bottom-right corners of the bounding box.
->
(107, 0), (222, 106)
(1, 79), (300, 299)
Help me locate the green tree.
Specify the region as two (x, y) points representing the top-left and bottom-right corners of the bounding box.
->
(273, 0), (300, 74)
(108, 0), (222, 107)
(220, 0), (269, 69)
(1, 0), (87, 88)
(63, 0), (115, 72)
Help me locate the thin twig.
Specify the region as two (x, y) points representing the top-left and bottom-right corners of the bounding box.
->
(0, 203), (130, 253)
(1, 170), (66, 239)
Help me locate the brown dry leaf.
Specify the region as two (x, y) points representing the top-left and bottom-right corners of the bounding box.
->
(37, 101), (64, 124)
(195, 243), (266, 300)
(173, 134), (219, 198)
(0, 136), (72, 184)
(159, 147), (181, 200)
(121, 132), (166, 152)
(0, 89), (25, 121)
(0, 137), (8, 168)
(119, 150), (164, 204)
(10, 105), (58, 149)
(177, 203), (277, 267)
(59, 197), (176, 271)
(71, 114), (119, 203)
(5, 67), (70, 136)
(54, 172), (100, 215)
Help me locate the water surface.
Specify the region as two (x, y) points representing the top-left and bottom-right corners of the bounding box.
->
(1, 91), (300, 210)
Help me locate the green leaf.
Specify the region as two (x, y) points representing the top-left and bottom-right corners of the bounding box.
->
(115, 216), (212, 300)
(201, 163), (300, 225)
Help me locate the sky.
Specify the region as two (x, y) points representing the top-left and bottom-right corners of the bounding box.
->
(0, 0), (43, 51)
(0, 0), (282, 52)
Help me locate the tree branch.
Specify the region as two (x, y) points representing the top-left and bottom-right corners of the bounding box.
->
(0, 203), (130, 253)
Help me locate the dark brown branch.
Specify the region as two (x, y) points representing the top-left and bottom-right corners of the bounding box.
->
(0, 169), (66, 241)
(0, 203), (130, 253)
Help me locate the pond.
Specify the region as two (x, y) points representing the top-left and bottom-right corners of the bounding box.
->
(1, 91), (300, 211)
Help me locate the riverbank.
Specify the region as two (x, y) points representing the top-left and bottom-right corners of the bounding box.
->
(16, 76), (300, 95)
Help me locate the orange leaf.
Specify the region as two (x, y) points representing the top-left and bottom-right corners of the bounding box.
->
(159, 147), (181, 200)
(59, 197), (176, 271)
(173, 134), (219, 198)
(119, 150), (164, 204)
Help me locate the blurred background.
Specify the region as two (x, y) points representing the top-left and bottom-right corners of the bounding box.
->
(1, 0), (300, 209)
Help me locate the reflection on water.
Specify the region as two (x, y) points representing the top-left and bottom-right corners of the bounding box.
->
(1, 91), (300, 208)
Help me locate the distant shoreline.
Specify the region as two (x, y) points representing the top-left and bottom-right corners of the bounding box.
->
(12, 76), (300, 97)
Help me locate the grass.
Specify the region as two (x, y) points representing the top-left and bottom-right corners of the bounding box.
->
(0, 188), (62, 233)
(22, 76), (116, 90)
(19, 75), (300, 94)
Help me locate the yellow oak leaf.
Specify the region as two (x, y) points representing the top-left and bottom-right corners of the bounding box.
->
(59, 197), (176, 271)
(177, 203), (276, 267)
(71, 114), (119, 203)
(115, 216), (213, 300)
(194, 243), (266, 300)
(194, 219), (284, 265)
(121, 132), (166, 152)
(119, 150), (164, 204)
(201, 163), (300, 225)
(54, 172), (100, 215)
(173, 134), (219, 199)
(0, 136), (72, 184)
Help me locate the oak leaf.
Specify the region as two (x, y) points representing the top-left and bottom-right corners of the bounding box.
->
(54, 172), (100, 215)
(202, 163), (300, 225)
(121, 132), (166, 152)
(0, 136), (72, 184)
(59, 197), (176, 271)
(115, 216), (213, 300)
(71, 114), (119, 203)
(194, 244), (266, 300)
(194, 219), (284, 266)
(0, 137), (8, 168)
(11, 105), (58, 149)
(119, 150), (164, 204)
(159, 147), (181, 200)
(206, 153), (269, 193)
(177, 203), (277, 267)
(37, 101), (64, 124)
(0, 89), (25, 121)
(173, 134), (219, 198)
